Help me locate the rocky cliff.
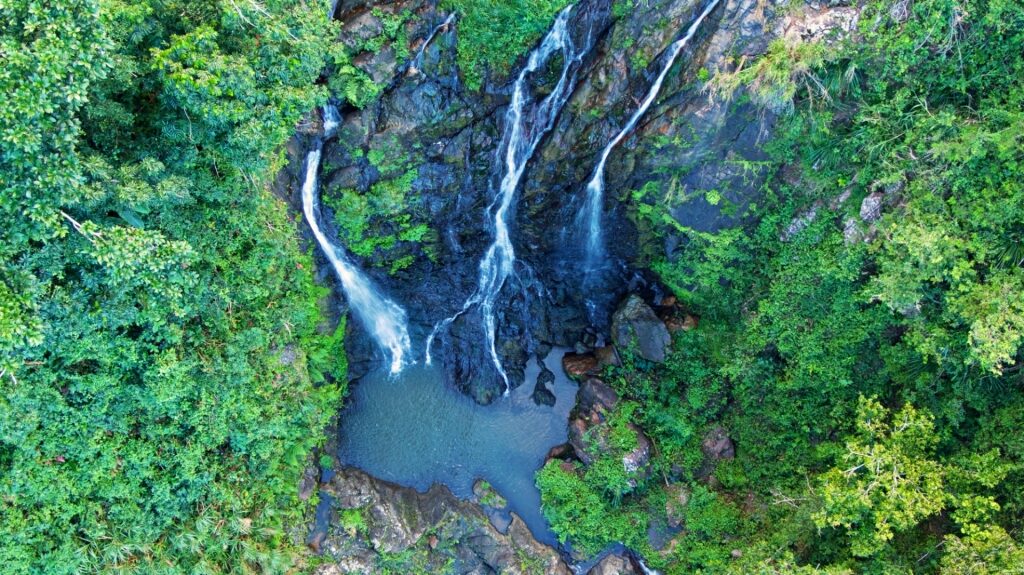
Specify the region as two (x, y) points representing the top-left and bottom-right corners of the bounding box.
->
(277, 0), (859, 404)
(284, 0), (863, 570)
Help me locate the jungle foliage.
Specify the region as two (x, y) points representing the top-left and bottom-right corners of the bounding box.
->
(539, 0), (1024, 572)
(439, 0), (574, 90)
(1, 1), (351, 573)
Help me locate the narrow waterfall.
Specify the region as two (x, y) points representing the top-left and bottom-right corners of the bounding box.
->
(426, 5), (588, 394)
(301, 108), (412, 374)
(578, 0), (721, 271)
(410, 13), (456, 72)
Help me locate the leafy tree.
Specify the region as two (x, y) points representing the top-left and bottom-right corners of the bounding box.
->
(940, 525), (1024, 575)
(1, 1), (349, 573)
(815, 397), (946, 557)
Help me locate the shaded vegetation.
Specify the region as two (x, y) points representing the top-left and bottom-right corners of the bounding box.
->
(540, 0), (1024, 571)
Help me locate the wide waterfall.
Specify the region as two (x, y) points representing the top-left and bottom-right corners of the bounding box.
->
(426, 5), (589, 394)
(577, 0), (721, 272)
(301, 109), (412, 374)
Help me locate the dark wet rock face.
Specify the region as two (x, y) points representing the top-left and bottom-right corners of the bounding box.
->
(277, 0), (862, 402)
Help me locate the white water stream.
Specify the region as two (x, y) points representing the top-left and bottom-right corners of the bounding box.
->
(301, 107), (412, 374)
(578, 0), (721, 271)
(425, 5), (588, 393)
(411, 13), (457, 72)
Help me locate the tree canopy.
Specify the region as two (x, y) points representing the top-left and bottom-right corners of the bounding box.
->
(1, 1), (348, 572)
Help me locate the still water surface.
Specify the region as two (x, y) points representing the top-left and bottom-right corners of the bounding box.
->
(337, 350), (578, 545)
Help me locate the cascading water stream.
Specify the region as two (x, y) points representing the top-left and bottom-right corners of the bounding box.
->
(410, 13), (456, 72)
(577, 0), (721, 272)
(426, 5), (589, 394)
(301, 106), (412, 374)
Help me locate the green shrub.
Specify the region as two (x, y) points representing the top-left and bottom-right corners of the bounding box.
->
(440, 0), (572, 90)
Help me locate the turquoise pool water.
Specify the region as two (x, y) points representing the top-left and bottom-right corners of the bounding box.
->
(337, 350), (577, 544)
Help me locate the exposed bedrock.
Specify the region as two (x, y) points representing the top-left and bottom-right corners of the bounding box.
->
(276, 0), (861, 401)
(310, 466), (572, 575)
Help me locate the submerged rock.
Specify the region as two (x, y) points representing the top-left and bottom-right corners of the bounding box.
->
(532, 365), (557, 406)
(533, 385), (557, 407)
(611, 295), (672, 362)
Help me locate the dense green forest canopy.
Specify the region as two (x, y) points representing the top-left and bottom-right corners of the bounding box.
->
(3, 0), (1023, 573)
(1, 1), (351, 572)
(538, 0), (1024, 572)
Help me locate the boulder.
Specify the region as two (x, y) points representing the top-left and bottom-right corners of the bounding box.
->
(665, 484), (692, 529)
(577, 378), (618, 414)
(860, 191), (885, 223)
(594, 345), (621, 368)
(842, 216), (863, 244)
(663, 313), (699, 333)
(780, 204), (819, 241)
(587, 553), (642, 575)
(562, 353), (600, 379)
(622, 424), (652, 476)
(698, 426), (736, 483)
(702, 426), (736, 461)
(568, 418), (604, 466)
(545, 442), (575, 463)
(568, 379), (650, 480)
(299, 465), (318, 501)
(611, 295), (672, 362)
(567, 380), (617, 466)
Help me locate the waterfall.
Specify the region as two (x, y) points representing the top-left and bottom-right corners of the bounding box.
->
(301, 107), (412, 374)
(577, 0), (721, 272)
(323, 104), (341, 135)
(410, 13), (456, 72)
(426, 5), (588, 394)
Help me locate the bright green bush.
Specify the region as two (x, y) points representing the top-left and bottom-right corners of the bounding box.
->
(440, 0), (572, 90)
